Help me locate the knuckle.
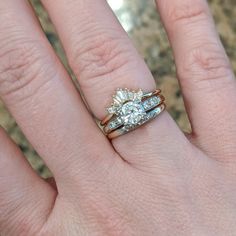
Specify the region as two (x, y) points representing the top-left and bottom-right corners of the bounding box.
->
(69, 29), (132, 85)
(0, 41), (50, 101)
(178, 42), (233, 89)
(167, 3), (209, 25)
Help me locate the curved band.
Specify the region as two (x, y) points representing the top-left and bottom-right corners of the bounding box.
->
(100, 88), (166, 139)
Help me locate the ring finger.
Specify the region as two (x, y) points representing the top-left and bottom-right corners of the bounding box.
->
(41, 0), (190, 166)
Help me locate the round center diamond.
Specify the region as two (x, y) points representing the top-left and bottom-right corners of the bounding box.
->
(120, 101), (145, 125)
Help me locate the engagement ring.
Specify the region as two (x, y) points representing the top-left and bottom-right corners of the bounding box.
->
(100, 88), (166, 139)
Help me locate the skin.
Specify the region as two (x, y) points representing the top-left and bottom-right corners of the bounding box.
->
(0, 0), (236, 235)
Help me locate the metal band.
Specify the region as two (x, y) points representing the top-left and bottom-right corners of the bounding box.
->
(107, 104), (166, 139)
(104, 94), (165, 134)
(100, 88), (166, 139)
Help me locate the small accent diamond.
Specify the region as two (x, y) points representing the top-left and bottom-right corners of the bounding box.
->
(108, 118), (122, 130)
(143, 96), (161, 111)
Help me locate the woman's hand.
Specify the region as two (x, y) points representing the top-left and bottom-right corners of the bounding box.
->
(0, 0), (236, 235)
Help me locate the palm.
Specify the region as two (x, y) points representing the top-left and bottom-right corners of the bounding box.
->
(0, 0), (236, 235)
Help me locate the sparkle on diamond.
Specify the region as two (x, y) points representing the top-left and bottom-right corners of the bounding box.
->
(107, 89), (147, 126)
(121, 101), (146, 125)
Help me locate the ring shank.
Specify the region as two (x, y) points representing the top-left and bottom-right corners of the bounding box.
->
(100, 89), (166, 139)
(107, 104), (166, 139)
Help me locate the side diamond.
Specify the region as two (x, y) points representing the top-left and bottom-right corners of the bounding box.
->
(143, 96), (161, 111)
(108, 118), (123, 130)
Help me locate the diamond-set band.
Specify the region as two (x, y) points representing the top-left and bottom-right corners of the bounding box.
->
(100, 88), (166, 139)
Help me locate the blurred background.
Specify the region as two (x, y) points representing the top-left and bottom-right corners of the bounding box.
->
(0, 0), (235, 177)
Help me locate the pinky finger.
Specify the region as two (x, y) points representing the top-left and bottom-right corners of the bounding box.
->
(0, 128), (56, 235)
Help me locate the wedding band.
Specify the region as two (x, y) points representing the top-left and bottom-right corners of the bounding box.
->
(100, 88), (166, 139)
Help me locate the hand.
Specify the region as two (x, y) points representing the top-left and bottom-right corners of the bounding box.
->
(0, 0), (236, 235)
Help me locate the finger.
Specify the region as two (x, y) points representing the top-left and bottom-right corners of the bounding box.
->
(46, 177), (57, 190)
(156, 0), (236, 160)
(41, 0), (190, 166)
(0, 128), (55, 235)
(0, 0), (114, 183)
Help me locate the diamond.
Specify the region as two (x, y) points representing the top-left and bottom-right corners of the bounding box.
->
(143, 96), (161, 111)
(120, 101), (146, 125)
(107, 107), (115, 114)
(116, 90), (127, 102)
(136, 90), (143, 100)
(109, 122), (116, 129)
(127, 92), (133, 100)
(107, 89), (145, 116)
(108, 118), (122, 130)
